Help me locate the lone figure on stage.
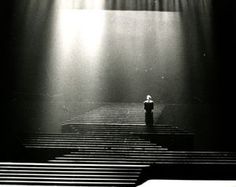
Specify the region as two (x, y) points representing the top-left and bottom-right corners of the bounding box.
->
(144, 95), (154, 125)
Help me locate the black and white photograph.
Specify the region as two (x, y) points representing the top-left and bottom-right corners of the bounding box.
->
(2, 0), (236, 186)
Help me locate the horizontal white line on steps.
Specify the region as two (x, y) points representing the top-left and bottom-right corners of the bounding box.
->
(0, 162), (149, 168)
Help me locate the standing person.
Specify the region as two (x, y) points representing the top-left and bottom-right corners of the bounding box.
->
(144, 95), (154, 125)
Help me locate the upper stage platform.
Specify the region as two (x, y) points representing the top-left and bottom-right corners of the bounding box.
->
(61, 103), (193, 150)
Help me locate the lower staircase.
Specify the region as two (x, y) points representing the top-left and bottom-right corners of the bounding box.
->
(1, 126), (165, 186)
(1, 103), (236, 186)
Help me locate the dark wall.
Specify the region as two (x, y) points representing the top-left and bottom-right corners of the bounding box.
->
(210, 0), (236, 151)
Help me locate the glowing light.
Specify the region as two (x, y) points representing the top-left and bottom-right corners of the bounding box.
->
(48, 9), (186, 102)
(58, 10), (105, 59)
(47, 8), (106, 102)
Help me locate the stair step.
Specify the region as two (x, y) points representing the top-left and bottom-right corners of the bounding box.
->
(24, 136), (148, 139)
(24, 139), (152, 143)
(0, 166), (142, 172)
(63, 154), (161, 158)
(0, 176), (137, 182)
(152, 161), (236, 165)
(24, 145), (165, 150)
(0, 180), (136, 186)
(24, 138), (149, 142)
(24, 146), (168, 152)
(0, 173), (139, 178)
(54, 157), (159, 161)
(49, 158), (236, 164)
(69, 150), (234, 155)
(23, 142), (160, 147)
(0, 162), (149, 168)
(60, 154), (236, 159)
(48, 159), (153, 165)
(0, 169), (141, 175)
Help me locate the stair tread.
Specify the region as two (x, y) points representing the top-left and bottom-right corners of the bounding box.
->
(0, 180), (136, 185)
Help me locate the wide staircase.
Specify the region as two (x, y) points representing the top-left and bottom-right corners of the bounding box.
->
(1, 103), (236, 186)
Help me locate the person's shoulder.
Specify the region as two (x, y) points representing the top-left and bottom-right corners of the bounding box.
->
(144, 100), (153, 103)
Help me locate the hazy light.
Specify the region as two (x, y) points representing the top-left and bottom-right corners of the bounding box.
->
(48, 9), (186, 102)
(48, 9), (106, 102)
(57, 0), (105, 10)
(58, 10), (105, 59)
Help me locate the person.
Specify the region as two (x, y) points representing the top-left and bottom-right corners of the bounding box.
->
(144, 95), (154, 125)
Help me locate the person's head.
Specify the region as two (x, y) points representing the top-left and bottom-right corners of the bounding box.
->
(146, 95), (152, 100)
